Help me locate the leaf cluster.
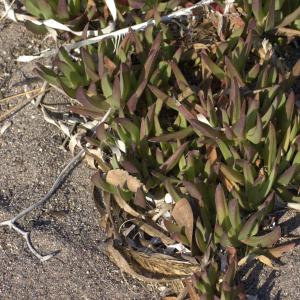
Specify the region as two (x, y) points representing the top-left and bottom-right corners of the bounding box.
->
(26, 1), (300, 298)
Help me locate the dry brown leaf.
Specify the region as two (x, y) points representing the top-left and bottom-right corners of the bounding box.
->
(172, 198), (194, 245)
(132, 219), (175, 246)
(207, 145), (217, 164)
(113, 194), (142, 218)
(106, 169), (145, 193)
(185, 280), (200, 300)
(268, 243), (296, 258)
(256, 255), (278, 270)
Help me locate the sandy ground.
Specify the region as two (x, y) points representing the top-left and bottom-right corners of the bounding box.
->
(0, 17), (299, 300)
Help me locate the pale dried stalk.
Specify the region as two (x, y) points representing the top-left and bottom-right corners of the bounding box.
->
(17, 0), (214, 62)
(0, 86), (49, 104)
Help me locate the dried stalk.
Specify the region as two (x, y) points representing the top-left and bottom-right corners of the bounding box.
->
(33, 81), (49, 107)
(0, 86), (50, 104)
(0, 150), (85, 261)
(16, 0), (214, 62)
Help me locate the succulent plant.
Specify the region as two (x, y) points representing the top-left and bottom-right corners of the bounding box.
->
(228, 0), (300, 32)
(24, 0), (109, 34)
(27, 1), (300, 297)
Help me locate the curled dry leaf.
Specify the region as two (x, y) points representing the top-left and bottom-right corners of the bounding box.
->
(256, 255), (278, 269)
(106, 169), (145, 192)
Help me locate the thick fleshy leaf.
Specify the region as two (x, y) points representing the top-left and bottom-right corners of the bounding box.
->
(189, 119), (223, 140)
(149, 127), (193, 142)
(220, 164), (244, 185)
(228, 198), (241, 231)
(201, 53), (225, 81)
(277, 165), (297, 186)
(242, 227), (281, 248)
(229, 78), (241, 124)
(265, 123), (277, 174)
(265, 0), (275, 31)
(159, 142), (188, 173)
(35, 64), (60, 87)
(24, 21), (48, 35)
(127, 33), (161, 113)
(170, 61), (189, 92)
(215, 184), (228, 226)
(76, 86), (109, 112)
(246, 113), (262, 144)
(238, 193), (274, 240)
(225, 56), (245, 87)
(278, 6), (300, 27)
(57, 0), (69, 20)
(183, 180), (204, 207)
(252, 0), (264, 24)
(165, 179), (181, 202)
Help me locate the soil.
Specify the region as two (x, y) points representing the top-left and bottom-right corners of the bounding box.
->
(0, 13), (299, 300)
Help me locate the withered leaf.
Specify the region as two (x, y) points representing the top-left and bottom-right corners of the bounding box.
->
(172, 198), (194, 245)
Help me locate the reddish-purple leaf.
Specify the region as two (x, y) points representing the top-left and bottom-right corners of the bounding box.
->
(183, 180), (204, 207)
(57, 0), (69, 19)
(149, 127), (193, 142)
(225, 56), (245, 87)
(134, 187), (146, 209)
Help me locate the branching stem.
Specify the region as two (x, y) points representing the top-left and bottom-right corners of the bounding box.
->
(0, 150), (85, 261)
(0, 108), (111, 261)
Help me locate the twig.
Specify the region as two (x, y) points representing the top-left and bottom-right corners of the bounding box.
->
(17, 0), (214, 62)
(0, 89), (51, 123)
(0, 86), (51, 104)
(0, 149), (85, 261)
(61, 122), (77, 149)
(33, 81), (49, 107)
(0, 109), (111, 261)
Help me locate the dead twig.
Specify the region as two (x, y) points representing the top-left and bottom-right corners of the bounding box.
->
(0, 109), (111, 261)
(0, 86), (50, 104)
(0, 149), (85, 261)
